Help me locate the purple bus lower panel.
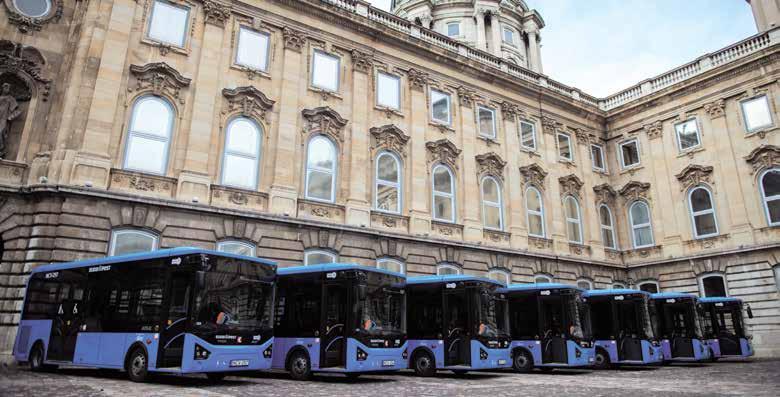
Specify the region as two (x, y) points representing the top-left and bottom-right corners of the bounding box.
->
(740, 338), (754, 357)
(272, 337), (407, 373)
(72, 332), (161, 369)
(659, 339), (710, 362)
(594, 340), (663, 365)
(13, 320), (53, 362)
(407, 339), (511, 371)
(509, 340), (543, 366)
(512, 340), (594, 367)
(180, 334), (273, 373)
(705, 339), (722, 358)
(705, 338), (753, 358)
(271, 337), (321, 371)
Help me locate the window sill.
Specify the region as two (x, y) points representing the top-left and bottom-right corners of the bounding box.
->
(682, 233), (730, 249)
(567, 242), (591, 256)
(308, 86), (343, 101)
(677, 146), (704, 158)
(430, 121), (455, 134)
(374, 105), (404, 119)
(745, 125), (778, 139)
(592, 168), (609, 176)
(211, 184), (268, 211)
(477, 135), (500, 145)
(231, 64), (271, 81)
(483, 229), (510, 244)
(520, 148), (540, 157)
(622, 245), (663, 259)
(558, 158), (576, 168)
(109, 168), (177, 198)
(528, 235), (553, 249)
(142, 38), (189, 56)
(619, 164), (644, 175)
(370, 210), (409, 230)
(298, 198), (345, 223)
(431, 220), (463, 238)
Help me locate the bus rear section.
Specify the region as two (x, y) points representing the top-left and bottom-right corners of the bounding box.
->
(698, 297), (754, 360)
(272, 264), (407, 380)
(405, 275), (511, 376)
(13, 248), (277, 382)
(650, 293), (711, 363)
(583, 289), (663, 368)
(500, 283), (595, 372)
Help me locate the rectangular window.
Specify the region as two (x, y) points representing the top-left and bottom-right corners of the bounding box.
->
(557, 133), (573, 161)
(147, 0), (189, 47)
(447, 22), (460, 37)
(477, 106), (496, 138)
(741, 95), (773, 132)
(520, 121), (536, 150)
(430, 89), (451, 125)
(376, 72), (401, 110)
(235, 27), (270, 71)
(619, 139), (640, 168)
(591, 144), (605, 172)
(311, 51), (340, 92)
(503, 27), (514, 45)
(675, 119), (701, 151)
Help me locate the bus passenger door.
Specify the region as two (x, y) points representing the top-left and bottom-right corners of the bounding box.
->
(443, 289), (469, 366)
(716, 309), (741, 356)
(539, 297), (567, 364)
(616, 302), (642, 361)
(49, 272), (86, 363)
(669, 309), (693, 358)
(321, 282), (348, 368)
(158, 272), (192, 368)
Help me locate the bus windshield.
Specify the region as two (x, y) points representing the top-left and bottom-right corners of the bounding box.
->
(639, 297), (656, 340)
(356, 273), (405, 337)
(569, 292), (592, 341)
(477, 287), (508, 338)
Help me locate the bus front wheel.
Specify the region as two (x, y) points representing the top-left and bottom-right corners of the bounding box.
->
(512, 350), (533, 373)
(126, 347), (149, 382)
(594, 349), (611, 370)
(29, 343), (45, 372)
(288, 350), (312, 381)
(412, 351), (436, 377)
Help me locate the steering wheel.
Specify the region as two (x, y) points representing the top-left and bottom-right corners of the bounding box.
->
(542, 329), (553, 340)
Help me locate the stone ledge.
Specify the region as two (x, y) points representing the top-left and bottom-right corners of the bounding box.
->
(210, 185), (268, 212)
(370, 210), (409, 233)
(109, 169), (177, 199)
(431, 220), (463, 239)
(0, 160), (27, 185)
(483, 229), (511, 245)
(298, 198), (346, 223)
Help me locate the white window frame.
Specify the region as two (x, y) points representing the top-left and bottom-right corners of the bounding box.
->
(698, 273), (729, 298)
(619, 139), (641, 169)
(430, 88), (452, 125)
(374, 151), (402, 214)
(637, 280), (660, 294)
(108, 229), (159, 256)
(432, 164), (456, 223)
(477, 106), (497, 139)
(519, 120), (537, 151)
(629, 201), (655, 249)
(235, 26), (271, 72)
(590, 143), (606, 172)
(220, 117), (262, 190)
(304, 135), (338, 203)
(446, 22), (460, 37)
(557, 132), (573, 162)
(502, 26), (515, 45)
(598, 204), (617, 250)
(534, 274), (552, 284)
(688, 186), (719, 239)
(487, 269), (511, 285)
(376, 71), (401, 110)
(216, 240), (256, 257)
(740, 94), (774, 133)
(563, 196), (583, 244)
(311, 50), (341, 92)
(147, 0), (190, 48)
(13, 0), (52, 18)
(481, 176), (504, 231)
(123, 95), (174, 175)
(525, 186), (546, 238)
(760, 168), (780, 227)
(674, 118), (702, 152)
(437, 263), (462, 275)
(576, 279), (593, 290)
(377, 258), (405, 274)
(304, 249), (337, 266)
(612, 282), (626, 289)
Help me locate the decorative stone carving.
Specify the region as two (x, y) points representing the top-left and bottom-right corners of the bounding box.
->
(484, 229), (510, 243)
(298, 199), (345, 223)
(222, 86), (275, 121)
(558, 174), (584, 197)
(129, 62), (192, 104)
(370, 124), (410, 157)
(0, 83), (21, 159)
(3, 0), (63, 33)
(675, 164), (714, 190)
(282, 27), (307, 52)
(202, 0), (231, 27)
(0, 41), (52, 101)
(500, 101), (523, 120)
(456, 86), (476, 108)
(703, 99), (726, 119)
(619, 181), (651, 202)
(407, 68), (429, 90)
(301, 107), (348, 142)
(744, 144), (780, 175)
(528, 236), (553, 249)
(475, 152), (506, 180)
(519, 163), (547, 189)
(351, 49), (373, 73)
(211, 185), (268, 211)
(110, 169), (176, 199)
(371, 211), (409, 231)
(432, 221), (463, 238)
(426, 139), (461, 169)
(593, 183), (618, 205)
(643, 121), (663, 139)
(541, 116), (563, 134)
(572, 128), (591, 144)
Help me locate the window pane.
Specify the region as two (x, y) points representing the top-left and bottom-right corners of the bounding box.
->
(377, 73), (400, 109)
(312, 52), (339, 91)
(631, 202), (650, 225)
(690, 188), (713, 212)
(521, 122), (536, 149)
(621, 141), (639, 166)
(564, 197), (579, 219)
(676, 119), (700, 150)
(431, 90), (450, 124)
(763, 170), (780, 197)
(14, 0), (50, 17)
(438, 266), (459, 275)
(378, 260), (403, 274)
(702, 276), (727, 297)
(307, 170), (333, 201)
(526, 189), (541, 212)
(306, 252), (335, 266)
(376, 184), (399, 212)
(226, 118), (259, 155)
(528, 214), (543, 236)
(535, 275), (551, 283)
(125, 136), (166, 174)
(132, 98), (172, 137)
(433, 167), (452, 193)
(634, 225), (653, 247)
(489, 271), (509, 285)
(148, 1), (188, 47)
(222, 154), (257, 189)
(434, 195), (453, 221)
(601, 228), (615, 249)
(482, 179), (499, 202)
(639, 283), (658, 294)
(599, 206), (612, 226)
(218, 242), (255, 256)
(591, 145), (604, 169)
(743, 96), (773, 131)
(484, 205), (501, 229)
(478, 107), (495, 137)
(308, 137), (335, 170)
(503, 28), (513, 44)
(558, 134), (571, 159)
(377, 154), (399, 182)
(769, 199), (780, 224)
(447, 23), (459, 36)
(567, 221), (581, 243)
(694, 213), (717, 236)
(577, 281), (591, 290)
(236, 28), (269, 71)
(112, 232), (155, 256)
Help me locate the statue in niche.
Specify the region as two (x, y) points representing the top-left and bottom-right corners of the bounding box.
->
(0, 83), (22, 159)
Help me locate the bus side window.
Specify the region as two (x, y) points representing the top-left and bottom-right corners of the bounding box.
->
(169, 276), (190, 318)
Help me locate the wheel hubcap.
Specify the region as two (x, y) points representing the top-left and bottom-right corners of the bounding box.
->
(131, 355), (145, 376)
(417, 357), (430, 371)
(293, 357), (307, 374)
(516, 355), (528, 368)
(596, 354), (604, 365)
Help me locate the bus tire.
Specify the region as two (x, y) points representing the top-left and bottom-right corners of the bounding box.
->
(29, 342), (45, 372)
(206, 373), (226, 382)
(512, 349), (533, 373)
(412, 350), (436, 377)
(126, 347), (149, 383)
(594, 348), (611, 370)
(288, 350), (312, 381)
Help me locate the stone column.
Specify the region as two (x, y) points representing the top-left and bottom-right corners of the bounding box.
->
(524, 21), (542, 73)
(474, 10), (487, 52)
(501, 104), (527, 249)
(407, 70), (432, 234)
(489, 12), (503, 57)
(457, 88), (482, 242)
(345, 50), (373, 227)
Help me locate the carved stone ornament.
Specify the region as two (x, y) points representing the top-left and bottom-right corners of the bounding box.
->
(3, 0), (63, 33)
(426, 139), (461, 169)
(407, 68), (429, 91)
(558, 174), (584, 197)
(351, 49), (373, 73)
(643, 121), (663, 139)
(500, 101), (523, 120)
(302, 107), (348, 142)
(202, 0), (231, 27)
(541, 116), (563, 135)
(282, 27), (307, 52)
(619, 181), (651, 202)
(572, 128), (591, 144)
(0, 41), (52, 101)
(519, 163), (548, 189)
(675, 164), (714, 191)
(128, 62), (192, 104)
(593, 183), (618, 205)
(456, 86), (476, 108)
(370, 124), (410, 157)
(475, 152), (506, 180)
(222, 86), (275, 120)
(703, 99), (726, 119)
(744, 144), (780, 175)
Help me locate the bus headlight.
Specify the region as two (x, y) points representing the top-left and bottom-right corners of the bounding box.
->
(357, 347), (368, 361)
(194, 344), (211, 360)
(263, 344), (273, 359)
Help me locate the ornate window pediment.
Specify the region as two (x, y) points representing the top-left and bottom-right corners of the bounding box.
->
(619, 181), (651, 201)
(351, 49), (374, 73)
(3, 0), (62, 33)
(202, 0), (231, 27)
(282, 27), (307, 52)
(370, 124), (410, 157)
(675, 164), (714, 191)
(745, 144), (780, 175)
(593, 183), (618, 205)
(475, 152), (506, 180)
(128, 62), (191, 104)
(643, 121), (663, 139)
(222, 86), (275, 121)
(426, 138), (461, 169)
(301, 106), (348, 142)
(558, 174), (584, 197)
(519, 163), (547, 189)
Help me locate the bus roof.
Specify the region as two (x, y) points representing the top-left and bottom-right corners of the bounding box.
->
(31, 247), (277, 273)
(498, 282), (583, 293)
(698, 296), (742, 304)
(650, 292), (698, 300)
(583, 288), (650, 297)
(406, 275), (503, 286)
(278, 263), (405, 278)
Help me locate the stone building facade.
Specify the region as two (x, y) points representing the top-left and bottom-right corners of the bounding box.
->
(0, 0), (779, 358)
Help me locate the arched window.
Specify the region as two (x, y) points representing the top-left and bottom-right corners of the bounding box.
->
(760, 168), (780, 226)
(305, 136), (337, 202)
(217, 240), (256, 256)
(629, 201), (654, 248)
(375, 152), (402, 213)
(481, 176), (503, 230)
(576, 279), (593, 290)
(12, 0), (52, 18)
(487, 269), (511, 285)
(563, 196), (583, 243)
(437, 263), (462, 275)
(109, 229), (158, 256)
(534, 274), (552, 284)
(377, 258), (405, 274)
(599, 205), (617, 249)
(123, 96), (174, 175)
(221, 117), (262, 190)
(688, 186), (719, 239)
(612, 282), (626, 289)
(699, 273), (728, 297)
(304, 249), (337, 266)
(637, 280), (660, 294)
(525, 186), (545, 238)
(432, 165), (455, 222)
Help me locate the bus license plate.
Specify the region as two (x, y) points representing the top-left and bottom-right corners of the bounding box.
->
(230, 359), (250, 367)
(382, 360), (395, 367)
(498, 359), (507, 365)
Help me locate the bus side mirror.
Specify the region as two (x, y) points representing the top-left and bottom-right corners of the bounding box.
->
(196, 271), (206, 289)
(357, 285), (367, 300)
(746, 305), (754, 319)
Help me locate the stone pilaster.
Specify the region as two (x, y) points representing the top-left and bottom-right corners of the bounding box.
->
(345, 50), (373, 226)
(458, 91), (482, 242)
(407, 70), (431, 234)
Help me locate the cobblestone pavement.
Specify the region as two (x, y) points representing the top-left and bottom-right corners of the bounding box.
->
(1, 360), (779, 397)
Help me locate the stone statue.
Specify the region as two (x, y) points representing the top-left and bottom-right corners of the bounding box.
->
(0, 83), (22, 159)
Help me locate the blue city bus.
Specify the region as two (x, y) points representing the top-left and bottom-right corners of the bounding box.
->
(582, 289), (663, 368)
(499, 283), (595, 372)
(698, 297), (754, 360)
(13, 248), (277, 382)
(650, 292), (711, 362)
(271, 263), (407, 380)
(405, 275), (511, 376)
